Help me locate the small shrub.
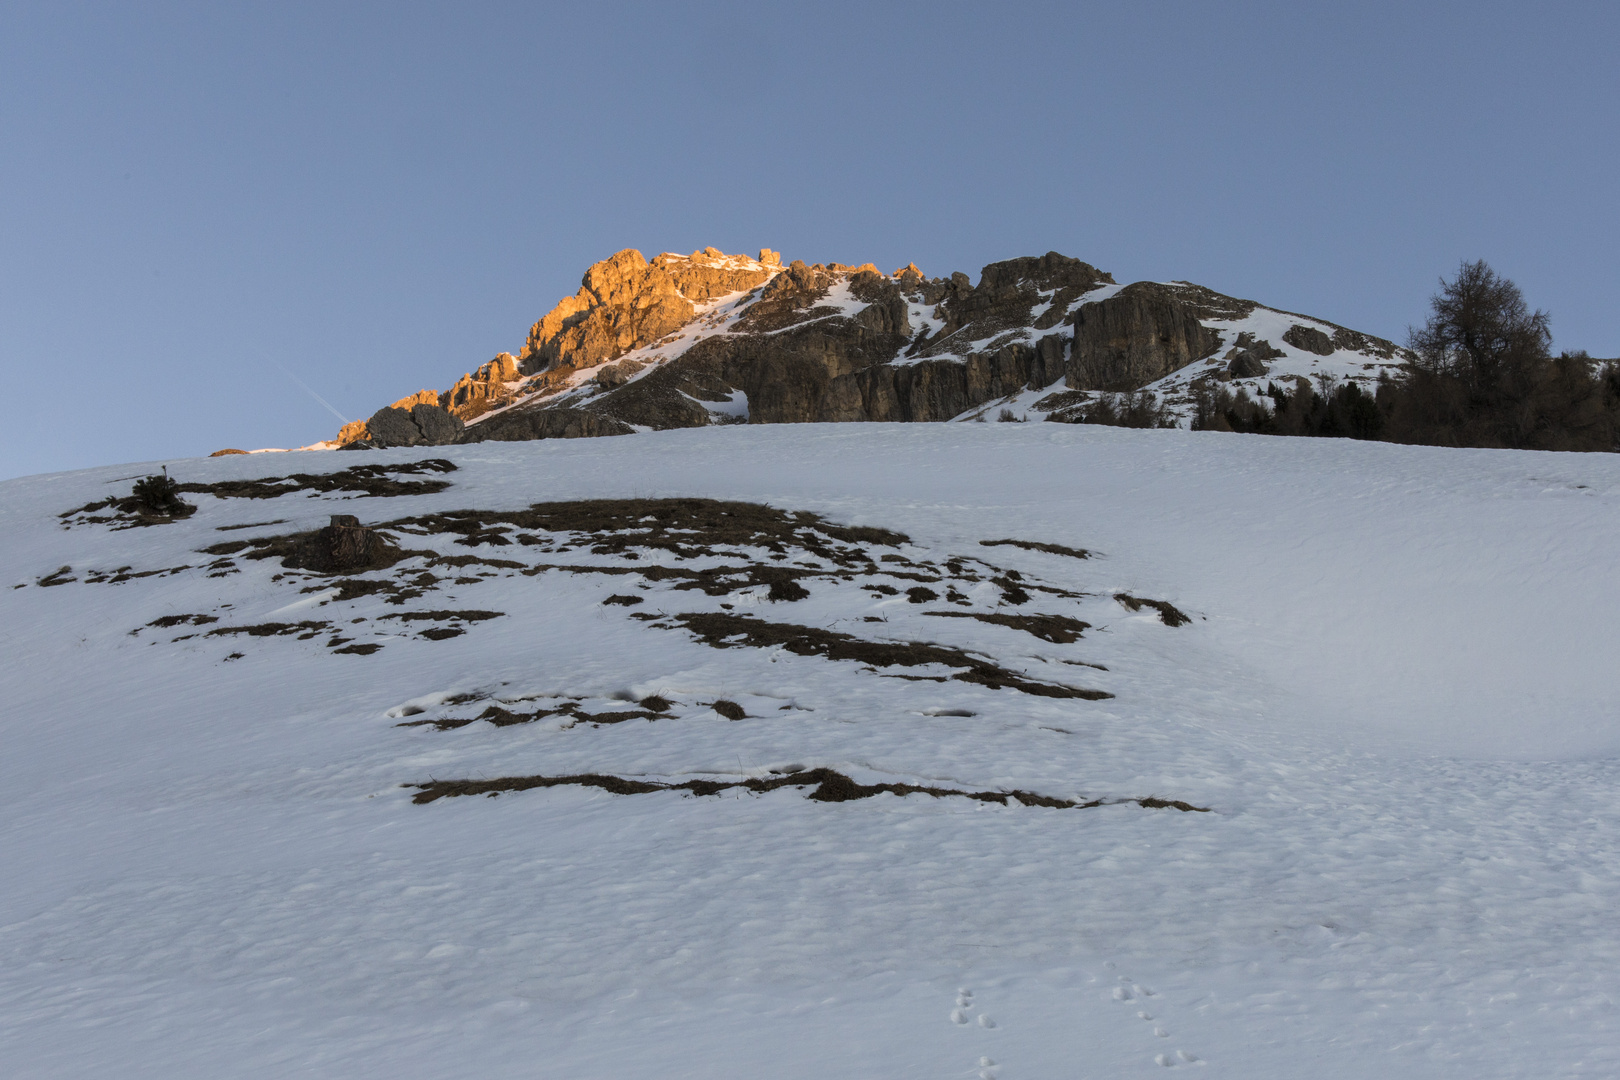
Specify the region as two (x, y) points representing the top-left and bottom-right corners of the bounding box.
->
(131, 469), (194, 517)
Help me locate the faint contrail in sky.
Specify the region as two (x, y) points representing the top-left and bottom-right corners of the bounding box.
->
(242, 344), (351, 424)
(277, 363), (350, 424)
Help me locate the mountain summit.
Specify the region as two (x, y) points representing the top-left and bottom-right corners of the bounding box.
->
(333, 247), (1407, 449)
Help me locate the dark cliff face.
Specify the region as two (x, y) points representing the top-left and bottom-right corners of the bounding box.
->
(446, 252), (1115, 442)
(335, 246), (1404, 448)
(470, 251), (1117, 439)
(1068, 283), (1222, 392)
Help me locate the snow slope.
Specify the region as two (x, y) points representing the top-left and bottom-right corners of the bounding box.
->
(2, 425), (1618, 1078)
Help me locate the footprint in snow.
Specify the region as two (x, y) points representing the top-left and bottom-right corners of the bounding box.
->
(1155, 1050), (1200, 1066)
(1113, 974), (1202, 1067)
(951, 986), (971, 1024)
(949, 987), (999, 1075)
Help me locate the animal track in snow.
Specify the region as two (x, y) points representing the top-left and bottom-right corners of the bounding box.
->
(949, 987), (999, 1077)
(1110, 973), (1202, 1068)
(951, 985), (973, 1024)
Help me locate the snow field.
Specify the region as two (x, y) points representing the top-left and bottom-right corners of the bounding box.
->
(1, 423), (1618, 1077)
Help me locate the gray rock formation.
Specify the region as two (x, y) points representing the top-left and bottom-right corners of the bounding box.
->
(1225, 331), (1282, 378)
(360, 402), (466, 448)
(1069, 283), (1220, 391)
(464, 406), (633, 442)
(1283, 324), (1335, 356)
(328, 246), (1408, 450)
(363, 406), (421, 447)
(410, 403), (464, 444)
(1228, 351), (1268, 378)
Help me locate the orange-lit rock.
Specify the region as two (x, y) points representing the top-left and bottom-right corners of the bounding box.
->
(444, 353), (520, 421)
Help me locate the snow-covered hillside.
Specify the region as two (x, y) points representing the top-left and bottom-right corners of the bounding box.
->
(2, 425), (1617, 1078)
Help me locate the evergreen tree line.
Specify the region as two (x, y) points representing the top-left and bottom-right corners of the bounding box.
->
(1076, 262), (1620, 452)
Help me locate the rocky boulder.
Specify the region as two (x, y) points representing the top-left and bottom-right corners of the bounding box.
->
(285, 515), (406, 574)
(462, 405), (633, 442)
(1228, 351), (1268, 378)
(1330, 327), (1400, 359)
(1068, 282), (1220, 391)
(363, 406), (420, 447)
(1283, 324), (1335, 356)
(1228, 332), (1285, 362)
(337, 389), (445, 446)
(411, 403), (464, 444)
(358, 402), (466, 448)
(1224, 332), (1283, 377)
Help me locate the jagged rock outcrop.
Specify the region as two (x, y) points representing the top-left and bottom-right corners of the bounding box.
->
(350, 402), (465, 449)
(517, 248), (774, 377)
(1069, 283), (1221, 391)
(1283, 324), (1336, 356)
(337, 389), (448, 446)
(463, 406), (633, 442)
(914, 252), (1111, 359)
(659, 247), (779, 301)
(326, 245), (1409, 449)
(518, 249), (695, 377)
(581, 257), (1075, 428)
(444, 353), (520, 421)
(1224, 332), (1284, 378)
(285, 515), (407, 573)
(1228, 351), (1268, 378)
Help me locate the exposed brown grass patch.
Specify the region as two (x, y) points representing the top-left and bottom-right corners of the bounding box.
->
(387, 498), (907, 564)
(981, 538), (1092, 559)
(673, 612), (1111, 699)
(206, 620), (330, 638)
(1114, 594), (1191, 627)
(924, 611), (1090, 643)
(409, 766), (1209, 811)
(181, 459), (456, 500)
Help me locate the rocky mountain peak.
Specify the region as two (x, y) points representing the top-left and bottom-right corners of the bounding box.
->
(329, 245), (1408, 450)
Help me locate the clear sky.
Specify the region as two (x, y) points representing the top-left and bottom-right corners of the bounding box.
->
(2, 1), (1616, 479)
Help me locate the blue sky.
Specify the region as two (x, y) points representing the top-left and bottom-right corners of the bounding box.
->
(2, 1), (1616, 478)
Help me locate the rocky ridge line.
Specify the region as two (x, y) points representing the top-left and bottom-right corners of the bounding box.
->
(331, 246), (1409, 449)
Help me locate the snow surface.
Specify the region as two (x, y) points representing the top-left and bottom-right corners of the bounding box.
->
(2, 425), (1619, 1078)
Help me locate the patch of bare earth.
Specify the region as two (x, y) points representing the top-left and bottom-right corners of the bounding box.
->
(409, 767), (1209, 812)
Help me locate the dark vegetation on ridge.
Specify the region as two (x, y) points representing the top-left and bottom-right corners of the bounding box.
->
(325, 244), (1614, 455)
(1190, 262), (1620, 451)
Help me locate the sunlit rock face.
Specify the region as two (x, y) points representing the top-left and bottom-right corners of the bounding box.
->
(329, 245), (1406, 448)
